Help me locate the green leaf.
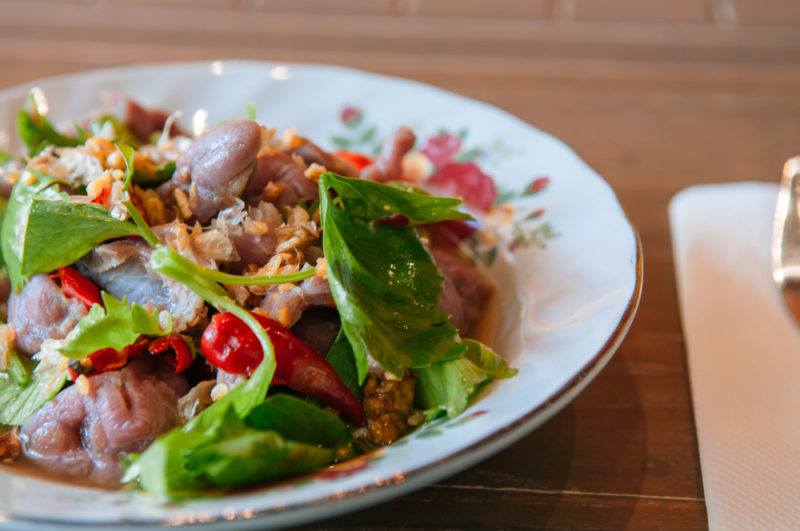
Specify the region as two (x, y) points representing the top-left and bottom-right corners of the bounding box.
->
(320, 172), (470, 226)
(16, 109), (80, 156)
(319, 173), (468, 381)
(59, 292), (171, 359)
(186, 414), (333, 490)
(0, 196), (8, 269)
(324, 331), (361, 399)
(118, 143), (135, 188)
(7, 349), (30, 386)
(2, 181), (142, 291)
(245, 393), (351, 447)
(0, 150), (13, 165)
(246, 103), (257, 121)
(414, 340), (515, 418)
(0, 355), (67, 426)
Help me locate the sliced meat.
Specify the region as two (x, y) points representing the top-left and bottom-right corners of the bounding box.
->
(21, 358), (188, 486)
(104, 92), (186, 142)
(258, 274), (334, 328)
(431, 247), (494, 334)
(363, 372), (416, 445)
(246, 148), (317, 206)
(290, 139), (358, 177)
(7, 274), (88, 356)
(290, 308), (341, 356)
(162, 120), (262, 223)
(360, 127), (416, 182)
(77, 240), (206, 331)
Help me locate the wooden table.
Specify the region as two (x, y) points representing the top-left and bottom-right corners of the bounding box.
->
(3, 1), (800, 528)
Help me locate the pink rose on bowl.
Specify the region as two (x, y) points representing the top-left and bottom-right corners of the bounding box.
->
(421, 133), (462, 167)
(428, 161), (497, 212)
(340, 105), (362, 127)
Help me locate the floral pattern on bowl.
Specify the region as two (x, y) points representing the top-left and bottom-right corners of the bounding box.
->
(331, 105), (557, 266)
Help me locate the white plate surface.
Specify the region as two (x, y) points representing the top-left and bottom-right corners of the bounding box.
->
(0, 61), (642, 530)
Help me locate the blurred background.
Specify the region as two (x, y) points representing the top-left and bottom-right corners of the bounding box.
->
(2, 1), (799, 528)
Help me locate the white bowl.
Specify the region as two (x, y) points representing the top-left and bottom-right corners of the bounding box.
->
(0, 61), (642, 530)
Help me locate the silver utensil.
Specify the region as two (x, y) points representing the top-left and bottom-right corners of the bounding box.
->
(772, 156), (800, 323)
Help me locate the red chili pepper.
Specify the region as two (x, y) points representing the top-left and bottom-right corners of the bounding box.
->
(87, 347), (128, 374)
(84, 335), (166, 376)
(201, 312), (365, 424)
(148, 334), (194, 374)
(55, 267), (102, 309)
(335, 149), (373, 171)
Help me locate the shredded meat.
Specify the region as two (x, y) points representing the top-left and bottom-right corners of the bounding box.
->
(363, 372), (416, 445)
(77, 239), (206, 331)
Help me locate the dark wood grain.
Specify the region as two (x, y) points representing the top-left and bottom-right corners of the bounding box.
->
(3, 0), (800, 528)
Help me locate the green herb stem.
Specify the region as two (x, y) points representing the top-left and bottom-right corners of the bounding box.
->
(199, 267), (315, 286)
(123, 201), (159, 246)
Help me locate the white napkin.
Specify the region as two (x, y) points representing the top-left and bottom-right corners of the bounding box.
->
(671, 183), (800, 531)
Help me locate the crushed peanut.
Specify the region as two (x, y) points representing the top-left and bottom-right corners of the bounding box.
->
(263, 181), (285, 201)
(277, 283), (295, 293)
(243, 217), (269, 236)
(281, 128), (304, 150)
(0, 325), (16, 371)
(85, 136), (115, 162)
(174, 188), (193, 219)
(277, 306), (292, 327)
(22, 171), (37, 185)
(75, 375), (92, 396)
(105, 150), (125, 170)
(315, 258), (328, 279)
(303, 163), (326, 182)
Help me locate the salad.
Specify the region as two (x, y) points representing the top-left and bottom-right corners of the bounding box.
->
(0, 92), (513, 499)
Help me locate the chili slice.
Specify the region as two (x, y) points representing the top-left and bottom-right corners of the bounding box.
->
(148, 334), (194, 374)
(335, 149), (373, 171)
(55, 267), (102, 309)
(201, 312), (365, 424)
